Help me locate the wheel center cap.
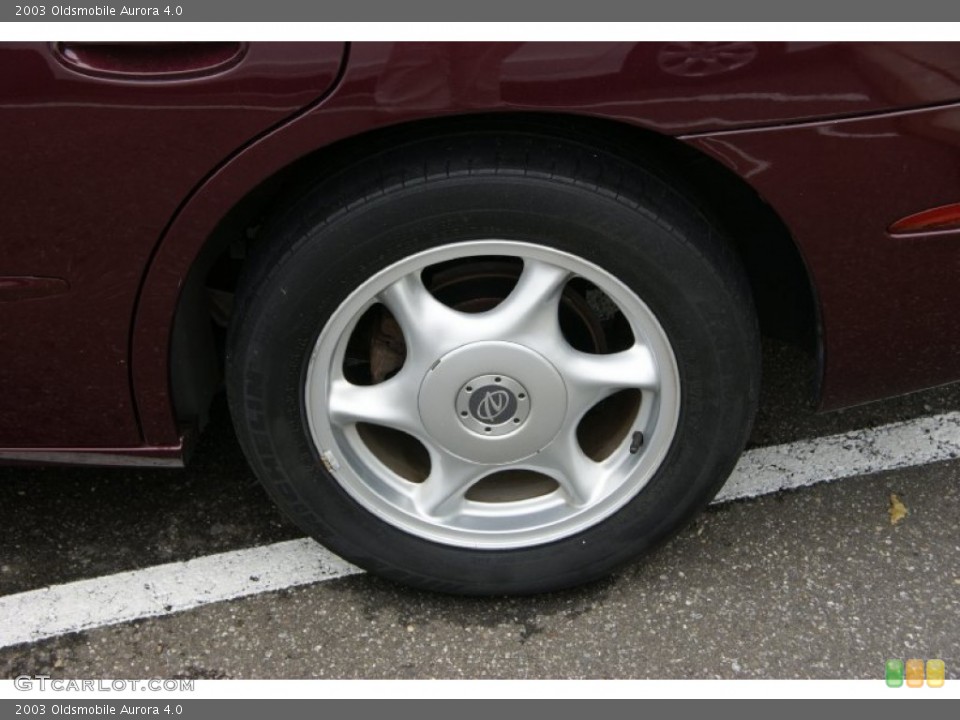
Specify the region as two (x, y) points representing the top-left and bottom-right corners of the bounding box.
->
(456, 375), (530, 436)
(417, 341), (567, 465)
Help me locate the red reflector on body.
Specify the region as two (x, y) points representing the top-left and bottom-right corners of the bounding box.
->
(889, 202), (960, 234)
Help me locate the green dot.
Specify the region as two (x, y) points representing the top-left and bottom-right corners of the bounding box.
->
(885, 659), (904, 688)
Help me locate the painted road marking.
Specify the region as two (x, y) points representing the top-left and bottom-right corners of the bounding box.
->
(714, 411), (960, 502)
(0, 540), (362, 649)
(1, 411), (958, 649)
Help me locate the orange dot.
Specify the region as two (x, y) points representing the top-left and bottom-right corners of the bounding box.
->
(906, 658), (925, 688)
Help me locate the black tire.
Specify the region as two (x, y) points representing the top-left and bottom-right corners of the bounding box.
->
(226, 131), (760, 595)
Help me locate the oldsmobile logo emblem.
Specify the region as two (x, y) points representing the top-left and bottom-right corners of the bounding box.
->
(469, 386), (518, 425)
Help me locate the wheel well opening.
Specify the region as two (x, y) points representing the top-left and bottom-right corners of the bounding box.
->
(169, 112), (821, 432)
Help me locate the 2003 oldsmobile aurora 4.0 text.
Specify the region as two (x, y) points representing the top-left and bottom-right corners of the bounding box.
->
(2, 41), (959, 593)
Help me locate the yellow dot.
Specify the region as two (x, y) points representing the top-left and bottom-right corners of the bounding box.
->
(926, 659), (945, 688)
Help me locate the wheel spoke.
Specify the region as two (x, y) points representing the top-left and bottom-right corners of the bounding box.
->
(413, 450), (486, 519)
(486, 258), (570, 336)
(532, 434), (603, 507)
(561, 342), (658, 414)
(326, 374), (423, 438)
(378, 272), (464, 357)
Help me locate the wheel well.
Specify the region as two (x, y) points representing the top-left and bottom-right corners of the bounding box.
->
(169, 112), (820, 431)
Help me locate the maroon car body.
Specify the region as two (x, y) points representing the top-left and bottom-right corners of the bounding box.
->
(2, 41), (959, 465)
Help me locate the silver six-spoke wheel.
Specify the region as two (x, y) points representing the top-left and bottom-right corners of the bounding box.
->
(304, 240), (680, 549)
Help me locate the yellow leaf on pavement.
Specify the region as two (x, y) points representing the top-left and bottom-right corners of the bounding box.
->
(889, 494), (908, 525)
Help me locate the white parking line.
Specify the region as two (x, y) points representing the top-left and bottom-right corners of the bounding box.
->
(0, 540), (362, 649)
(2, 411), (958, 649)
(714, 410), (960, 502)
